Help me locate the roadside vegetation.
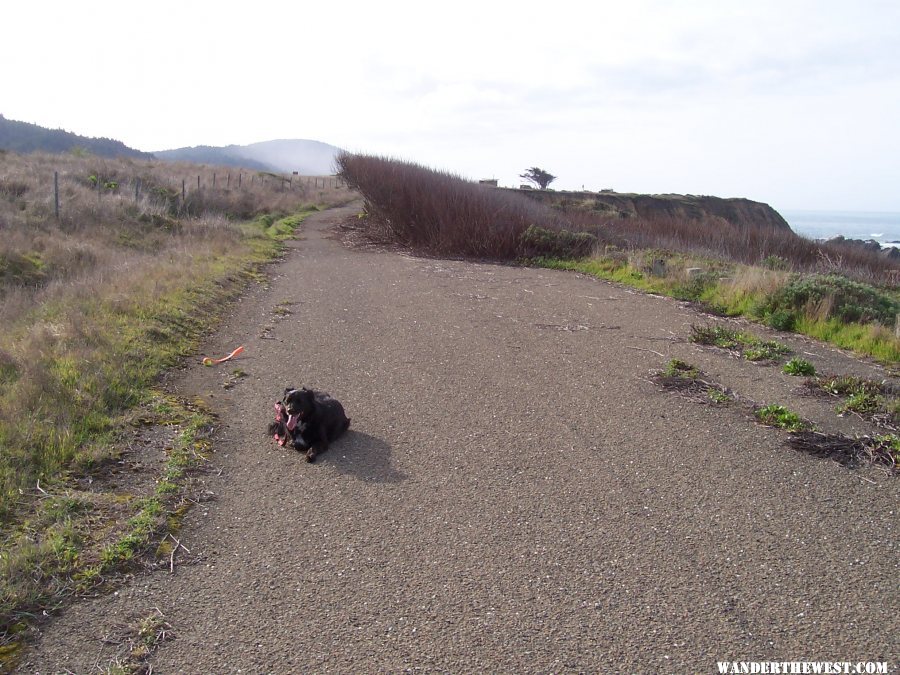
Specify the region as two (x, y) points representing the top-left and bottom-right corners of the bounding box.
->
(336, 153), (899, 363)
(689, 324), (792, 362)
(652, 355), (898, 474)
(0, 150), (351, 650)
(804, 373), (899, 430)
(539, 257), (898, 363)
(754, 404), (811, 432)
(783, 358), (816, 376)
(652, 359), (735, 405)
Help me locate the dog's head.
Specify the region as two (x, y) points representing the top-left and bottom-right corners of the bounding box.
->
(283, 387), (316, 421)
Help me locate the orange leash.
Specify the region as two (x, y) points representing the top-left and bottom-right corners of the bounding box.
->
(202, 345), (245, 366)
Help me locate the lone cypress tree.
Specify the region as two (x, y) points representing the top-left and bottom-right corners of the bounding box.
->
(519, 167), (557, 190)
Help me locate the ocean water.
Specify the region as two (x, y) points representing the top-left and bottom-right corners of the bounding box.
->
(781, 210), (900, 247)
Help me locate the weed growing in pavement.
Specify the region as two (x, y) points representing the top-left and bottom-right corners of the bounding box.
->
(707, 389), (734, 404)
(805, 374), (899, 430)
(652, 360), (734, 406)
(755, 404), (811, 432)
(663, 358), (699, 379)
(689, 324), (791, 362)
(783, 358), (816, 376)
(94, 608), (173, 673)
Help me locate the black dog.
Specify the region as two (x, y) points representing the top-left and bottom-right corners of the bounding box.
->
(268, 387), (350, 462)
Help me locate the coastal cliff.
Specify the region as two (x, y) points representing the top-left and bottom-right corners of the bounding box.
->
(511, 188), (791, 232)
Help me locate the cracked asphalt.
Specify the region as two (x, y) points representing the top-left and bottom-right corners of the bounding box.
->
(21, 205), (898, 673)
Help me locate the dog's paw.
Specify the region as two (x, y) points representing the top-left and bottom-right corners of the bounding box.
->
(305, 449), (317, 463)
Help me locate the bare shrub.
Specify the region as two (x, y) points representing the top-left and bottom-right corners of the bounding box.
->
(336, 153), (571, 259)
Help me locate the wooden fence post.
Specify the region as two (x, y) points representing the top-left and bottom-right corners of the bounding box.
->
(213, 173), (216, 189)
(54, 171), (59, 219)
(182, 179), (186, 205)
(134, 178), (140, 203)
(197, 175), (200, 191)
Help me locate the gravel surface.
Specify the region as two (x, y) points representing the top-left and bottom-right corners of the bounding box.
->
(20, 205), (899, 673)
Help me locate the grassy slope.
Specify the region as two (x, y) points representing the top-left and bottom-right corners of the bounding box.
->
(0, 211), (316, 658)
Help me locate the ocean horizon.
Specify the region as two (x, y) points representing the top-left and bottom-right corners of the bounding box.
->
(781, 210), (900, 247)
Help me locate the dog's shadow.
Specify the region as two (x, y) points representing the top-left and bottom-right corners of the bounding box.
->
(322, 430), (407, 484)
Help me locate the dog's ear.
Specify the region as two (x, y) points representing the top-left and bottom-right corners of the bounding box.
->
(283, 387), (296, 398)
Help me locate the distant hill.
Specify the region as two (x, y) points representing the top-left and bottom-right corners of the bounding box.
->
(150, 145), (272, 172)
(0, 115), (153, 159)
(155, 139), (343, 175)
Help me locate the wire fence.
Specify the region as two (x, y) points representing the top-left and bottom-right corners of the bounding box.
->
(50, 169), (346, 219)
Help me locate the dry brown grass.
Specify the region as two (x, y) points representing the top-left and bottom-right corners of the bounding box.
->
(0, 152), (349, 322)
(0, 150), (353, 521)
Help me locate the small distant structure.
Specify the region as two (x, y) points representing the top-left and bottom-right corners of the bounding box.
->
(479, 178), (498, 187)
(601, 188), (614, 193)
(519, 184), (533, 190)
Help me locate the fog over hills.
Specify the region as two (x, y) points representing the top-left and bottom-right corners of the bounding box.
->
(154, 139), (343, 174)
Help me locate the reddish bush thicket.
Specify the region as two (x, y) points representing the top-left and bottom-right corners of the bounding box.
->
(337, 153), (897, 284)
(336, 153), (569, 258)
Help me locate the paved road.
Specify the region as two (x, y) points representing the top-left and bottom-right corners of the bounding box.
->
(23, 205), (898, 672)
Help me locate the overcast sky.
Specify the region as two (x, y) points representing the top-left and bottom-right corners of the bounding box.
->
(3, 0), (898, 211)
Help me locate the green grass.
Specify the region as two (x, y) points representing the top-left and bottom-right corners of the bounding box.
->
(533, 256), (659, 292)
(794, 316), (900, 363)
(93, 396), (212, 575)
(755, 404), (811, 432)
